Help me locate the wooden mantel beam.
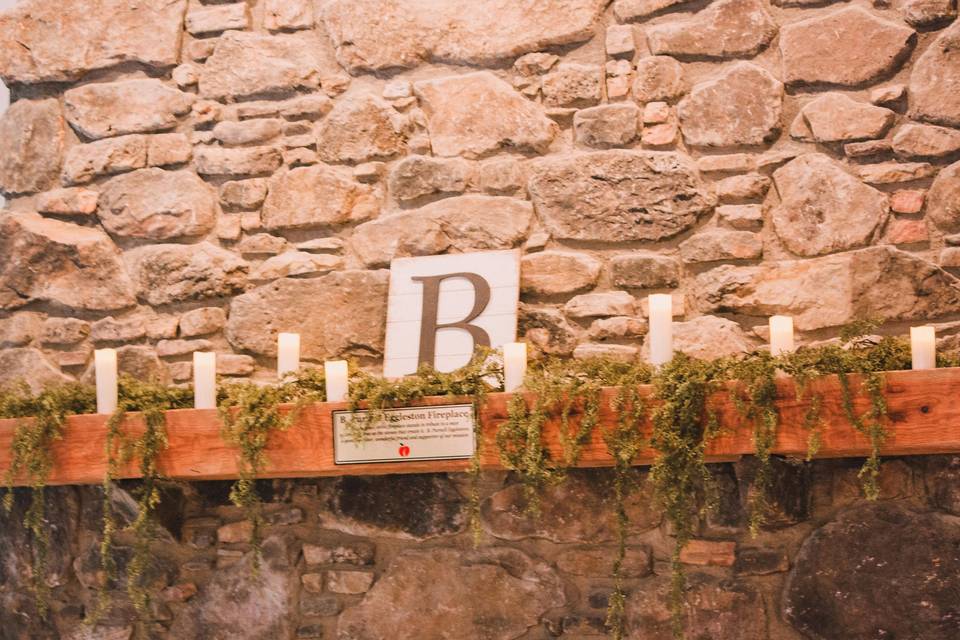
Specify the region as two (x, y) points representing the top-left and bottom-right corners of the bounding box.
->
(1, 368), (959, 486)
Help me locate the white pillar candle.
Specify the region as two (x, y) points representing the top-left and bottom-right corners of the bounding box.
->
(94, 348), (118, 415)
(910, 326), (936, 370)
(769, 315), (795, 356)
(325, 360), (349, 403)
(648, 294), (673, 366)
(277, 332), (301, 379)
(503, 342), (527, 393)
(193, 352), (217, 410)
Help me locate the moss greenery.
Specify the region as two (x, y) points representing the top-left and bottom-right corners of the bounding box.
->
(1, 320), (956, 638)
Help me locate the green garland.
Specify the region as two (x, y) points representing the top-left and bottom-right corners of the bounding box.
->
(3, 321), (958, 638)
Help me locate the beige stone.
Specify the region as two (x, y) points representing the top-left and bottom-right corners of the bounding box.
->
(388, 156), (471, 201)
(316, 93), (406, 163)
(643, 102), (671, 125)
(610, 253), (680, 289)
(0, 212), (136, 312)
(179, 308), (227, 338)
(125, 243), (248, 306)
(62, 136), (147, 185)
(856, 162), (936, 185)
(528, 150), (714, 242)
(678, 63), (782, 147)
(514, 52), (559, 76)
(843, 140), (893, 159)
(717, 204), (763, 231)
(218, 354), (255, 377)
(795, 93), (896, 143)
(647, 0), (777, 59)
(870, 84), (906, 107)
(910, 21), (960, 127)
(156, 339), (214, 358)
(0, 99), (65, 195)
(194, 147), (283, 177)
(36, 188), (99, 217)
(698, 155), (756, 175)
(541, 63), (601, 108)
(41, 318), (90, 345)
(0, 0), (187, 84)
(0, 313), (44, 348)
(890, 190), (926, 215)
(606, 25), (636, 58)
(199, 31), (342, 100)
(147, 133), (192, 167)
(262, 165), (378, 230)
(679, 228), (762, 263)
(573, 343), (639, 361)
(892, 124), (960, 160)
(927, 161), (960, 233)
(237, 234), (289, 256)
(779, 7), (915, 87)
(614, 0), (693, 21)
(680, 540), (737, 567)
(669, 316), (757, 360)
(899, 0), (957, 27)
(90, 316), (146, 343)
(573, 103), (639, 148)
(587, 316), (648, 341)
(415, 72), (557, 158)
(350, 195), (532, 267)
(632, 56), (685, 103)
(64, 80), (194, 140)
(564, 291), (636, 318)
(327, 571), (375, 595)
(0, 348), (71, 393)
(226, 271), (389, 359)
(771, 154), (887, 257)
(715, 174), (771, 201)
(695, 246), (960, 330)
(97, 169), (217, 241)
(217, 520), (254, 544)
(185, 2), (249, 36)
(520, 251), (601, 296)
(220, 180), (269, 210)
(213, 120), (284, 146)
(251, 251), (342, 281)
(321, 0), (604, 72)
(265, 0), (314, 31)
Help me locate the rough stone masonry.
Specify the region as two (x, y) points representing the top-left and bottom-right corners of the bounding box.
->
(0, 0), (960, 638)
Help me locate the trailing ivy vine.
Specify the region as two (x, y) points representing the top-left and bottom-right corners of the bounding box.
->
(3, 323), (960, 638)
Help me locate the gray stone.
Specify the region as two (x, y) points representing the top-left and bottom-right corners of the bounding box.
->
(779, 7), (915, 87)
(528, 150), (714, 242)
(90, 316), (147, 343)
(414, 72), (557, 158)
(910, 20), (960, 127)
(646, 0), (778, 59)
(0, 0), (187, 84)
(41, 318), (90, 345)
(678, 63), (783, 147)
(262, 165), (378, 231)
(125, 243), (248, 306)
(0, 313), (43, 348)
(610, 253), (680, 289)
(0, 212), (135, 311)
(178, 308), (226, 338)
(771, 153), (888, 257)
(63, 79), (194, 140)
(696, 246), (960, 330)
(783, 502), (960, 640)
(226, 271), (388, 359)
(0, 98), (65, 195)
(97, 169), (217, 241)
(316, 93), (407, 164)
(321, 0), (605, 72)
(0, 348), (72, 392)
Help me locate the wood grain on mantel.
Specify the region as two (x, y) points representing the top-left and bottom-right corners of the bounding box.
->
(1, 368), (959, 486)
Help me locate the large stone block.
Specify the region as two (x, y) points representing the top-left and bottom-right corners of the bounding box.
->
(793, 93), (895, 143)
(0, 99), (65, 195)
(678, 62), (782, 147)
(61, 135), (147, 185)
(521, 251), (602, 296)
(125, 243), (248, 306)
(0, 348), (72, 392)
(199, 31), (344, 100)
(262, 165), (378, 231)
(0, 0), (187, 84)
(226, 270), (388, 359)
(783, 502), (960, 640)
(97, 169), (217, 241)
(337, 548), (564, 640)
(321, 0), (605, 72)
(779, 7), (915, 87)
(646, 0), (777, 59)
(315, 93), (407, 163)
(927, 160), (960, 233)
(0, 212), (135, 312)
(63, 79), (194, 140)
(414, 72), (557, 158)
(771, 153), (888, 257)
(695, 246), (960, 330)
(909, 20), (960, 127)
(527, 150), (714, 242)
(349, 195), (532, 267)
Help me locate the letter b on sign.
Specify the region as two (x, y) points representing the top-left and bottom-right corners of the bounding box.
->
(383, 250), (521, 378)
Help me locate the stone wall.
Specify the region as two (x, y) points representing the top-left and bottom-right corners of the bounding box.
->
(2, 459), (960, 639)
(2, 0), (960, 638)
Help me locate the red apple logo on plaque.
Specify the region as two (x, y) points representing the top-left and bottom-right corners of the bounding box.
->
(398, 442), (411, 457)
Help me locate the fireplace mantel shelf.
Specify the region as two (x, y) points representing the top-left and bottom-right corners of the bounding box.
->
(1, 367), (959, 486)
